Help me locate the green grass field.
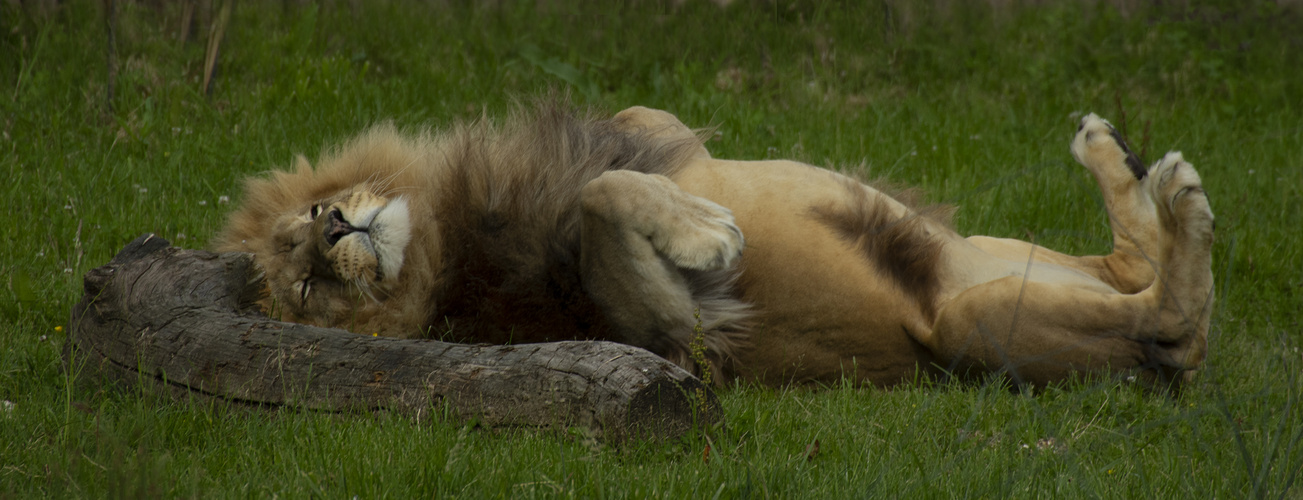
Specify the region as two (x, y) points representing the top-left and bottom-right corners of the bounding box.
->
(3, 0), (1301, 497)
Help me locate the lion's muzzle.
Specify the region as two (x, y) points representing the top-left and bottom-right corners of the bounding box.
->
(324, 208), (365, 247)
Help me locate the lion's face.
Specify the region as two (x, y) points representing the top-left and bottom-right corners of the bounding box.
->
(215, 125), (445, 335)
(261, 187), (413, 319)
(249, 186), (413, 327)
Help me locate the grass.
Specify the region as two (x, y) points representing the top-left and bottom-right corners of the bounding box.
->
(2, 0), (1301, 497)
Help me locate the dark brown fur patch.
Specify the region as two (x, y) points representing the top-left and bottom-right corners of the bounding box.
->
(1108, 128), (1148, 180)
(426, 99), (713, 345)
(809, 178), (951, 319)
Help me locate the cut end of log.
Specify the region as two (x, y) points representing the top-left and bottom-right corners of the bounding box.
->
(66, 233), (724, 442)
(623, 377), (724, 440)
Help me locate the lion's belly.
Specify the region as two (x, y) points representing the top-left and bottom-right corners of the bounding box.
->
(672, 159), (941, 386)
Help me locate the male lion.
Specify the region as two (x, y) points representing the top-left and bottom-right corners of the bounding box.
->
(215, 102), (1213, 388)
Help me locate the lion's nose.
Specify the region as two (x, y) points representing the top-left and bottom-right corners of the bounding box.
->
(323, 208), (361, 247)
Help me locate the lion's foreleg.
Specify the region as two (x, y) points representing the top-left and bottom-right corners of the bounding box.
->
(578, 170), (744, 368)
(1069, 114), (1166, 291)
(967, 114), (1173, 294)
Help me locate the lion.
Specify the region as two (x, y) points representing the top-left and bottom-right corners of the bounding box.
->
(215, 101), (1213, 389)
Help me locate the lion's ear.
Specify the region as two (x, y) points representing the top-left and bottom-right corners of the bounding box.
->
(293, 154), (312, 173)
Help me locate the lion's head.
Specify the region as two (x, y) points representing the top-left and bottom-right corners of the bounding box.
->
(214, 124), (441, 337)
(216, 102), (709, 348)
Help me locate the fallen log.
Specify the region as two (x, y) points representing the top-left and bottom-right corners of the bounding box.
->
(65, 233), (721, 441)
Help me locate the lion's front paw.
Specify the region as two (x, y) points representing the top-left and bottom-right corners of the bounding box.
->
(581, 170), (745, 272)
(650, 196), (745, 271)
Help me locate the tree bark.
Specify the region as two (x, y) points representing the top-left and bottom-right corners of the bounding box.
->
(65, 233), (721, 442)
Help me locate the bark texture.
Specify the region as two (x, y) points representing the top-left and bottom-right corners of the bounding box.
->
(65, 233), (721, 441)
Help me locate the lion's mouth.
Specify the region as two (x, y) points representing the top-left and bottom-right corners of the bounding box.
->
(325, 197), (412, 284)
(324, 208), (367, 247)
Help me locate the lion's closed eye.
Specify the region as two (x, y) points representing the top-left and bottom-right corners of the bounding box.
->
(292, 279), (312, 305)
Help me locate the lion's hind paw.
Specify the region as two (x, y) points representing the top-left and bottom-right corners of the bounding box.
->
(1150, 152), (1213, 232)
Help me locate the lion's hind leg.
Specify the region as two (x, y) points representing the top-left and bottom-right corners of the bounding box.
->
(926, 143), (1214, 388)
(1143, 151), (1214, 370)
(579, 170), (750, 378)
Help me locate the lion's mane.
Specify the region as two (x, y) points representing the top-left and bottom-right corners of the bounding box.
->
(216, 101), (740, 356)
